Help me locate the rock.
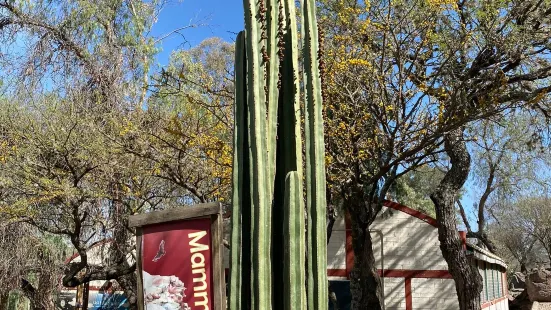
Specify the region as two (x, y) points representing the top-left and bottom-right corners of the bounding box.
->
(511, 288), (526, 299)
(526, 269), (551, 302)
(511, 272), (527, 291)
(510, 289), (532, 310)
(510, 272), (527, 299)
(532, 302), (551, 310)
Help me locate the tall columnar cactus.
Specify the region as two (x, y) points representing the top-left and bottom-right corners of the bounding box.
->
(228, 0), (327, 309)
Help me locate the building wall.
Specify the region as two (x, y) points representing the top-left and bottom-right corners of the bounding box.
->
(370, 204), (448, 272)
(330, 203), (460, 310)
(222, 201), (509, 310)
(482, 298), (509, 310)
(410, 278), (457, 310)
(383, 277), (406, 310)
(327, 215), (347, 279)
(478, 259), (509, 310)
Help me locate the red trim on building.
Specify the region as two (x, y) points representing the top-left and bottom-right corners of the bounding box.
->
(503, 272), (508, 296)
(328, 268), (452, 279)
(343, 203), (444, 282)
(378, 269), (452, 279)
(65, 252), (80, 264)
(328, 269), (348, 277)
(405, 278), (412, 310)
(383, 200), (438, 227)
(459, 231), (467, 250)
(481, 296), (508, 309)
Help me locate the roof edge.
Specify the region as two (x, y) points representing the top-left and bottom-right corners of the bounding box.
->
(383, 200), (438, 227)
(466, 241), (508, 269)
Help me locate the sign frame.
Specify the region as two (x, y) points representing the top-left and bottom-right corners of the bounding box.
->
(129, 202), (225, 310)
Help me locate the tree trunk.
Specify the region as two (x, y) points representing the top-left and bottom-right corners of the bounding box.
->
(348, 199), (383, 310)
(0, 292), (9, 310)
(110, 177), (138, 310)
(20, 276), (55, 310)
(520, 262), (527, 274)
(36, 270), (56, 310)
(431, 129), (483, 310)
(118, 272), (138, 309)
(327, 200), (337, 244)
(21, 279), (41, 310)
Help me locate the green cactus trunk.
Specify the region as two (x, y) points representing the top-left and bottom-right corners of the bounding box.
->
(283, 171), (306, 310)
(228, 0), (327, 309)
(228, 31), (246, 310)
(302, 0), (328, 309)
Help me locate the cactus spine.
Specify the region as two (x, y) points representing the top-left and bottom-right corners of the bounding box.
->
(229, 0), (327, 309)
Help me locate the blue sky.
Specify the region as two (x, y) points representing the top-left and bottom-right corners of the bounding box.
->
(151, 0), (244, 66)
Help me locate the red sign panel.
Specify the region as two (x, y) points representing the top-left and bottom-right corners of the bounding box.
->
(141, 218), (213, 310)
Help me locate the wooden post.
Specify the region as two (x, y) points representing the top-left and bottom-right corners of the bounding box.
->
(136, 227), (144, 310)
(82, 282), (89, 310)
(76, 285), (81, 309)
(211, 211), (226, 309)
(129, 202), (226, 310)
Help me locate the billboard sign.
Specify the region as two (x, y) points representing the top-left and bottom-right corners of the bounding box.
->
(129, 203), (224, 310)
(142, 218), (213, 310)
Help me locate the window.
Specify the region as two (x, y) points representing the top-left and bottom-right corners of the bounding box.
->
(479, 261), (486, 302)
(493, 266), (498, 299)
(498, 268), (503, 297)
(497, 267), (502, 297)
(494, 265), (499, 298)
(478, 261), (505, 300)
(494, 264), (496, 300)
(484, 262), (489, 301)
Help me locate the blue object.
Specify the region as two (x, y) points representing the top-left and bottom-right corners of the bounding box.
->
(91, 292), (129, 310)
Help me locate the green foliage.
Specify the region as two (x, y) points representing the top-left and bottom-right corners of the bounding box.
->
(458, 111), (551, 251)
(318, 0), (551, 307)
(468, 112), (551, 202)
(0, 0), (157, 102)
(134, 37), (235, 203)
(320, 0), (551, 211)
(0, 35), (236, 307)
(0, 222), (66, 309)
(491, 195), (551, 271)
(0, 0), (233, 308)
(391, 167), (444, 217)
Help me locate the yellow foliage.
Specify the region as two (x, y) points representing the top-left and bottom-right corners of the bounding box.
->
(425, 0), (458, 10)
(347, 59), (373, 68)
(119, 119), (136, 136)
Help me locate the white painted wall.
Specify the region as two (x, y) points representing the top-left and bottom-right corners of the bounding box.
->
(384, 277), (405, 310)
(327, 217), (347, 274)
(370, 206), (448, 271)
(411, 278), (457, 310)
(222, 204), (509, 310)
(483, 299), (509, 310)
(330, 206), (460, 309)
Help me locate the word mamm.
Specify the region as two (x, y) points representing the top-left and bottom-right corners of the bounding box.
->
(189, 231), (210, 309)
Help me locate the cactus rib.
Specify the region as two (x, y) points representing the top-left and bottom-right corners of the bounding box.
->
(303, 0), (328, 309)
(229, 1), (328, 310)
